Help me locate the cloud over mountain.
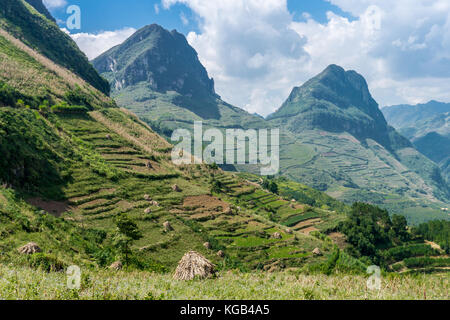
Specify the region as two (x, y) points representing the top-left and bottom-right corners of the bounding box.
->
(162, 0), (450, 116)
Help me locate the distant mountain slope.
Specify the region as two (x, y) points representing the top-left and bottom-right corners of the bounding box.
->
(382, 101), (450, 182)
(0, 0), (110, 95)
(382, 100), (450, 130)
(267, 65), (449, 220)
(94, 25), (449, 221)
(93, 24), (266, 128)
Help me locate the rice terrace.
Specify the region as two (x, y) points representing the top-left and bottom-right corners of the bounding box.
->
(0, 0), (449, 313)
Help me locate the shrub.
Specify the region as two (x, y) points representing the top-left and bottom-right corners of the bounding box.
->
(51, 102), (89, 114)
(27, 253), (66, 272)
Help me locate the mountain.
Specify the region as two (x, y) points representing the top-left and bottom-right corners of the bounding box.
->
(94, 25), (449, 222)
(0, 3), (448, 296)
(0, 0), (110, 94)
(382, 100), (450, 130)
(0, 4), (347, 274)
(24, 0), (55, 22)
(382, 101), (450, 182)
(267, 65), (449, 221)
(93, 24), (266, 129)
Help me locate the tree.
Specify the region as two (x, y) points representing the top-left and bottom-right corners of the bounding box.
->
(112, 213), (142, 264)
(392, 214), (409, 242)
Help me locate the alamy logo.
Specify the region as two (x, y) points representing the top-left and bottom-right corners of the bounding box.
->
(171, 121), (280, 175)
(66, 5), (81, 30)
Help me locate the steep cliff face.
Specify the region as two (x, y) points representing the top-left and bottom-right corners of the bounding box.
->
(93, 24), (216, 100)
(93, 24), (266, 122)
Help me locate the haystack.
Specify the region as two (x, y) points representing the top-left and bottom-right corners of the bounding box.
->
(143, 194), (152, 201)
(172, 184), (182, 192)
(144, 207), (152, 214)
(312, 248), (322, 256)
(18, 242), (41, 255)
(173, 251), (216, 280)
(163, 221), (173, 232)
(203, 242), (211, 250)
(217, 250), (225, 258)
(109, 261), (123, 270)
(272, 232), (282, 239)
(286, 229), (293, 234)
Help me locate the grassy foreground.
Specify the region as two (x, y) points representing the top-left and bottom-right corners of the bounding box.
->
(0, 264), (447, 300)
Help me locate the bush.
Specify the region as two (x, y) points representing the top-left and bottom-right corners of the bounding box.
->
(27, 253), (65, 272)
(51, 102), (89, 114)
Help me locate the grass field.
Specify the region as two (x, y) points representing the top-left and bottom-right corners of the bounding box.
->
(0, 264), (447, 300)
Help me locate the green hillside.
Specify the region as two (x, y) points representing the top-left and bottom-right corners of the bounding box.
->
(0, 0), (110, 95)
(93, 26), (449, 222)
(0, 2), (347, 273)
(0, 2), (448, 300)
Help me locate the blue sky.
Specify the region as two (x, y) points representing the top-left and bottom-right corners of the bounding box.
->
(47, 0), (354, 35)
(43, 0), (450, 116)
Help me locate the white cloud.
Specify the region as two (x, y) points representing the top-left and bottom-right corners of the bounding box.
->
(163, 0), (308, 116)
(180, 12), (189, 26)
(292, 0), (450, 107)
(43, 0), (67, 9)
(163, 0), (450, 115)
(154, 4), (160, 14)
(66, 28), (137, 60)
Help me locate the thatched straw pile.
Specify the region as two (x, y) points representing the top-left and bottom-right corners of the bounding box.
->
(18, 242), (41, 255)
(272, 232), (282, 239)
(172, 184), (182, 192)
(109, 261), (123, 270)
(203, 242), (211, 249)
(163, 221), (173, 232)
(173, 251), (216, 280)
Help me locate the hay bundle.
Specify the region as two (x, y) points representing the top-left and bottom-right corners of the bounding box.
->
(173, 251), (216, 280)
(312, 248), (322, 256)
(18, 242), (41, 255)
(163, 221), (173, 232)
(286, 229), (293, 234)
(109, 261), (123, 270)
(217, 250), (225, 258)
(203, 242), (211, 250)
(172, 184), (182, 192)
(144, 208), (151, 214)
(143, 194), (152, 201)
(272, 232), (282, 239)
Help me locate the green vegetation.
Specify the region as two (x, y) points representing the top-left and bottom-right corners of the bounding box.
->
(338, 203), (449, 273)
(94, 27), (450, 221)
(0, 264), (448, 300)
(0, 0), (109, 94)
(412, 220), (450, 253)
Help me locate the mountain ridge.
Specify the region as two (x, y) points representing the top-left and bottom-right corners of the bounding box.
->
(93, 24), (449, 222)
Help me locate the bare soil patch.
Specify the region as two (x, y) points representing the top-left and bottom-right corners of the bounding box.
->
(329, 232), (349, 249)
(293, 218), (322, 230)
(181, 195), (230, 220)
(26, 198), (72, 217)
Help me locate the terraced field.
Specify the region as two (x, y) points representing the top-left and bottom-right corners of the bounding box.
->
(1, 107), (341, 271)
